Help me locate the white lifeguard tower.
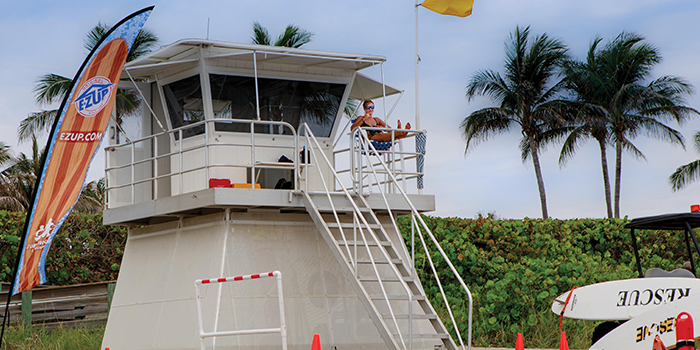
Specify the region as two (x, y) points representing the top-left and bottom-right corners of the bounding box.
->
(101, 39), (472, 350)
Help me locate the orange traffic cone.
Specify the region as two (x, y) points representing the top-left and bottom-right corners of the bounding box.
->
(559, 331), (569, 350)
(652, 335), (668, 350)
(515, 333), (524, 350)
(311, 333), (321, 350)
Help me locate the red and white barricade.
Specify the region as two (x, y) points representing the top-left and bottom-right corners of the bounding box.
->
(194, 271), (287, 350)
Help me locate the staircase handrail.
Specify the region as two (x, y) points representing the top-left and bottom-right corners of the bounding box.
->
(299, 124), (413, 350)
(354, 129), (473, 350)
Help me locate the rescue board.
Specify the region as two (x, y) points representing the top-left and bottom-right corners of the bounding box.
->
(590, 293), (700, 350)
(551, 277), (700, 320)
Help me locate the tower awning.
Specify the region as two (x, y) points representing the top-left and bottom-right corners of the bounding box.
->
(349, 73), (402, 100)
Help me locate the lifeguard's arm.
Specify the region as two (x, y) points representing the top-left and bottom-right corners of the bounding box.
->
(351, 116), (365, 130)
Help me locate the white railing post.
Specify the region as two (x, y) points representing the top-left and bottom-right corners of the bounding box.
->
(154, 136), (158, 200)
(178, 129), (183, 195)
(131, 142), (135, 204)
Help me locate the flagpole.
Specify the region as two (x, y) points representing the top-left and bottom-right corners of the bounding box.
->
(414, 1), (421, 130)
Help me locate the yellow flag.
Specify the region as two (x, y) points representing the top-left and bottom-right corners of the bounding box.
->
(422, 0), (473, 17)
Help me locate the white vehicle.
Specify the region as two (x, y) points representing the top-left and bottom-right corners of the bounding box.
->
(552, 210), (700, 349)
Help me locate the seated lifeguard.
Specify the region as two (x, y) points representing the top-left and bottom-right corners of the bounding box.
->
(351, 100), (411, 142)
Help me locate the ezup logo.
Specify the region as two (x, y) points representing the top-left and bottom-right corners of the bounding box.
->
(73, 76), (115, 117)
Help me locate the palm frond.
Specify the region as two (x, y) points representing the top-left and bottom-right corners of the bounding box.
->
(0, 142), (12, 165)
(85, 22), (157, 62)
(279, 24), (313, 48)
(74, 177), (105, 213)
(18, 110), (58, 142)
(84, 23), (109, 53)
(670, 159), (700, 191)
(251, 21), (271, 46)
(557, 126), (588, 166)
(127, 27), (159, 62)
(460, 107), (516, 152)
(693, 131), (700, 154)
(466, 70), (513, 105)
(33, 74), (71, 106)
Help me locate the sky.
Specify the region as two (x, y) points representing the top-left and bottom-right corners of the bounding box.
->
(1, 0), (700, 220)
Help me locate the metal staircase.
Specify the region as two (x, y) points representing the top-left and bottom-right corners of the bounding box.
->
(298, 125), (472, 350)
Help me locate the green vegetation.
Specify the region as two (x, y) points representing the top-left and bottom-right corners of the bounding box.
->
(0, 212), (126, 284)
(1, 325), (104, 350)
(251, 21), (313, 48)
(670, 131), (700, 191)
(0, 212), (693, 348)
(397, 215), (688, 348)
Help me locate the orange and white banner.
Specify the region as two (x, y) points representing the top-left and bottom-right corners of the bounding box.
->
(11, 7), (154, 295)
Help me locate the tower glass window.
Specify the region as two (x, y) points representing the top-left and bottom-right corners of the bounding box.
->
(162, 74), (204, 139)
(209, 74), (346, 137)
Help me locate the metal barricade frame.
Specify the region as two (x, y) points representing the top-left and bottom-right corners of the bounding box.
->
(194, 270), (287, 350)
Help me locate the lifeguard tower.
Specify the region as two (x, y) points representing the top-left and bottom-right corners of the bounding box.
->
(101, 39), (472, 350)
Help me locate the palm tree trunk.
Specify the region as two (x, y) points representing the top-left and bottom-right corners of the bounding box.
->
(529, 136), (549, 219)
(597, 140), (613, 218)
(614, 139), (623, 218)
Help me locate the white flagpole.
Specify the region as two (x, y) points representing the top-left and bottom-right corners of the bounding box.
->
(415, 1), (422, 195)
(414, 1), (421, 130)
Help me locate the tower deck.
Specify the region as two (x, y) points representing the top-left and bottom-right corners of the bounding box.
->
(104, 189), (434, 226)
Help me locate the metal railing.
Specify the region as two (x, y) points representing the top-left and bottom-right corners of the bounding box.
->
(354, 130), (473, 350)
(333, 126), (424, 195)
(300, 124), (413, 350)
(106, 120), (424, 209)
(194, 271), (286, 350)
(104, 119), (298, 208)
(300, 125), (472, 350)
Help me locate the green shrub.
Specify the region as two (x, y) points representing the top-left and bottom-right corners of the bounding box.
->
(398, 215), (690, 348)
(0, 212), (126, 285)
(1, 211), (692, 348)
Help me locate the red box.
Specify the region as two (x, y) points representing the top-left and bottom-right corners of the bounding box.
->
(208, 178), (231, 188)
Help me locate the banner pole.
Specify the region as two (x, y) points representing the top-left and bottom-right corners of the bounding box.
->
(1, 212), (36, 344)
(0, 108), (59, 349)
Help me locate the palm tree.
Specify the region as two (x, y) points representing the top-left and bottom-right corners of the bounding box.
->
(558, 37), (615, 218)
(562, 32), (697, 217)
(251, 21), (313, 48)
(462, 26), (569, 219)
(0, 142), (12, 165)
(19, 23), (158, 142)
(74, 177), (106, 214)
(0, 137), (44, 211)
